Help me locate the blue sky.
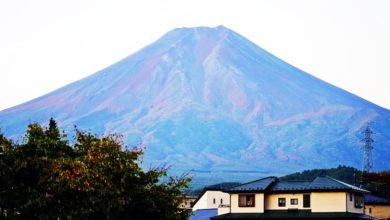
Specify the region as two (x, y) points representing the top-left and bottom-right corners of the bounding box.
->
(0, 0), (389, 110)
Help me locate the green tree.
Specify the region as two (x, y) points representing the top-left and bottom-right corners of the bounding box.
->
(362, 171), (390, 198)
(0, 119), (191, 219)
(280, 165), (362, 184)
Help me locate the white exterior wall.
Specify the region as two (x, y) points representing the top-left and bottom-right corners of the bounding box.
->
(221, 191), (364, 215)
(192, 191), (208, 211)
(192, 190), (229, 211)
(265, 193), (311, 210)
(311, 192), (346, 212)
(346, 192), (364, 214)
(218, 207), (230, 215)
(231, 193), (264, 213)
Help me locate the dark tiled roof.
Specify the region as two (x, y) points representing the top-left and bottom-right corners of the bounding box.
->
(307, 176), (348, 189)
(211, 210), (373, 219)
(190, 208), (218, 220)
(308, 177), (366, 191)
(228, 177), (277, 192)
(365, 194), (390, 204)
(229, 176), (369, 193)
(270, 181), (311, 191)
(270, 176), (368, 192)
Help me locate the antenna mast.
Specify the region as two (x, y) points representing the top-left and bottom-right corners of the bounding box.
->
(362, 125), (374, 173)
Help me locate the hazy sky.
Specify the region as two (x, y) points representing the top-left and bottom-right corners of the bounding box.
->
(0, 0), (389, 110)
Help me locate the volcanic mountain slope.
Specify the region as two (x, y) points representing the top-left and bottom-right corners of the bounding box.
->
(1, 26), (389, 184)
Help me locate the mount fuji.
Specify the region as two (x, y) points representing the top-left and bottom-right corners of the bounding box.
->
(1, 26), (389, 185)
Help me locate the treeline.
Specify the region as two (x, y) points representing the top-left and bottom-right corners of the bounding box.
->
(0, 119), (190, 219)
(362, 172), (390, 198)
(279, 166), (390, 198)
(280, 165), (362, 184)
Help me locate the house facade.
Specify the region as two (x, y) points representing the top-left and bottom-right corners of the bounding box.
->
(192, 189), (230, 211)
(212, 176), (372, 219)
(364, 194), (390, 220)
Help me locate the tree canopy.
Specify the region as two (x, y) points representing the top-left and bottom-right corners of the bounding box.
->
(0, 118), (191, 219)
(279, 165), (362, 184)
(362, 171), (390, 198)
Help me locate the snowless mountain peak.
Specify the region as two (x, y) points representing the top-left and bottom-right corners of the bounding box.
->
(167, 25), (231, 35)
(1, 26), (389, 186)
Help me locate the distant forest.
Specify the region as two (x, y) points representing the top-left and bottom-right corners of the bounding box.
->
(280, 165), (361, 184)
(280, 166), (390, 198)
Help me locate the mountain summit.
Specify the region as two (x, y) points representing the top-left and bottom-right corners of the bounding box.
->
(1, 26), (389, 184)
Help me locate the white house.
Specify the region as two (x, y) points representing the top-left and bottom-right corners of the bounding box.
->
(192, 189), (230, 211)
(212, 176), (371, 219)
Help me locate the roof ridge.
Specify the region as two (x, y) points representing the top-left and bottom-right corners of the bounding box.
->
(321, 176), (369, 192)
(279, 180), (312, 182)
(323, 176), (355, 188)
(309, 176), (348, 188)
(234, 176), (277, 188)
(227, 176), (278, 191)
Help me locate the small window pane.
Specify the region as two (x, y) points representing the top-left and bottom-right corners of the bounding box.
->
(239, 194), (255, 207)
(278, 198), (286, 207)
(354, 193), (364, 208)
(291, 198), (298, 205)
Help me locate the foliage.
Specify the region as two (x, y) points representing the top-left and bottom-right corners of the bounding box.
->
(280, 165), (362, 185)
(362, 171), (390, 198)
(280, 166), (390, 198)
(0, 118), (191, 219)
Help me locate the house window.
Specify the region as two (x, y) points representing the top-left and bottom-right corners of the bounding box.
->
(350, 193), (353, 201)
(354, 193), (364, 208)
(239, 194), (255, 207)
(291, 198), (298, 205)
(303, 194), (310, 208)
(220, 198), (223, 204)
(278, 198), (286, 207)
(213, 198), (216, 204)
(369, 208), (372, 213)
